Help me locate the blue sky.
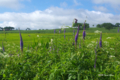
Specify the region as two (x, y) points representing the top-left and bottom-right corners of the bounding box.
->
(0, 0), (120, 30)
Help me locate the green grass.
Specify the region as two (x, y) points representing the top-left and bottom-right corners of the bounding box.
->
(0, 29), (120, 79)
(0, 27), (119, 33)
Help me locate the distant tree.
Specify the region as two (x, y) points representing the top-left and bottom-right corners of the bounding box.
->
(96, 24), (102, 28)
(4, 26), (14, 31)
(72, 23), (82, 28)
(82, 23), (89, 29)
(102, 23), (113, 30)
(92, 24), (94, 27)
(0, 27), (3, 31)
(26, 28), (31, 30)
(115, 23), (120, 27)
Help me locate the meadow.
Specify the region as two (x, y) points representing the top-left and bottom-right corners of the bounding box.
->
(0, 27), (120, 80)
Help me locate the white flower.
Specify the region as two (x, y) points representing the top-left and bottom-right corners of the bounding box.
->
(91, 41), (95, 43)
(106, 51), (109, 53)
(109, 55), (115, 58)
(26, 50), (31, 53)
(38, 43), (41, 46)
(51, 39), (53, 42)
(87, 44), (94, 48)
(104, 41), (109, 46)
(37, 35), (39, 37)
(94, 30), (102, 33)
(49, 39), (53, 44)
(110, 48), (114, 50)
(106, 37), (111, 39)
(0, 47), (2, 50)
(116, 61), (120, 64)
(7, 44), (10, 46)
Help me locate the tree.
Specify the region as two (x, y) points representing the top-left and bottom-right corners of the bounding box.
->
(4, 26), (14, 31)
(82, 23), (89, 29)
(0, 27), (3, 31)
(102, 23), (113, 30)
(26, 28), (31, 30)
(96, 24), (102, 28)
(115, 23), (120, 27)
(92, 24), (94, 27)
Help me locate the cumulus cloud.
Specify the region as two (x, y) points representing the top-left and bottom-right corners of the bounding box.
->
(73, 0), (82, 6)
(60, 2), (68, 7)
(93, 6), (108, 12)
(0, 7), (120, 30)
(92, 0), (120, 5)
(92, 0), (120, 10)
(0, 0), (30, 9)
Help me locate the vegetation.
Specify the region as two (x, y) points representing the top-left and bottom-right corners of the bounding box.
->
(0, 27), (120, 79)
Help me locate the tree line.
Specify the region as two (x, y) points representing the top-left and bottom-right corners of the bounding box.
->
(0, 26), (14, 31)
(96, 23), (120, 30)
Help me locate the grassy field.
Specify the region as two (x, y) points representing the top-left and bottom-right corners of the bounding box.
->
(0, 27), (120, 79)
(0, 27), (119, 33)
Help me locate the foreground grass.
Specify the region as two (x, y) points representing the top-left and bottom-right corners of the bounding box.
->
(0, 32), (120, 80)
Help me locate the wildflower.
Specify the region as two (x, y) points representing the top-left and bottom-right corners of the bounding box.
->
(38, 43), (41, 46)
(104, 41), (109, 46)
(109, 55), (115, 58)
(83, 31), (86, 40)
(106, 37), (111, 39)
(94, 40), (98, 69)
(2, 42), (5, 52)
(74, 18), (78, 23)
(79, 39), (81, 48)
(59, 29), (61, 33)
(19, 29), (23, 52)
(0, 47), (2, 50)
(83, 22), (86, 40)
(75, 25), (79, 45)
(118, 27), (119, 32)
(64, 35), (65, 39)
(99, 33), (102, 47)
(94, 30), (102, 33)
(64, 29), (66, 33)
(72, 42), (74, 46)
(54, 29), (56, 33)
(110, 48), (114, 50)
(87, 43), (94, 48)
(37, 35), (39, 37)
(73, 30), (75, 35)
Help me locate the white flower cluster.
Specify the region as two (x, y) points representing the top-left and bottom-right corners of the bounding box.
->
(109, 55), (115, 58)
(87, 43), (94, 48)
(91, 41), (95, 44)
(37, 35), (39, 37)
(110, 48), (114, 50)
(106, 37), (111, 39)
(94, 30), (102, 33)
(38, 43), (41, 46)
(49, 39), (53, 44)
(103, 41), (109, 46)
(0, 52), (9, 58)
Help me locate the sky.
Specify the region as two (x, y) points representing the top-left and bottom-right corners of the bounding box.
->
(0, 0), (120, 30)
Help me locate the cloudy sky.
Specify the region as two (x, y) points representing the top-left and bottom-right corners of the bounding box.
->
(0, 0), (120, 30)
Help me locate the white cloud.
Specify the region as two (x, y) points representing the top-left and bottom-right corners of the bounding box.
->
(73, 0), (82, 6)
(0, 0), (30, 9)
(60, 2), (68, 7)
(92, 0), (120, 10)
(0, 7), (120, 30)
(93, 6), (108, 12)
(92, 0), (120, 5)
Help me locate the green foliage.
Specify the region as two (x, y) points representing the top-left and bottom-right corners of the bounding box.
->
(82, 23), (89, 29)
(115, 23), (120, 27)
(97, 24), (102, 28)
(0, 32), (120, 79)
(102, 23), (113, 30)
(4, 26), (14, 31)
